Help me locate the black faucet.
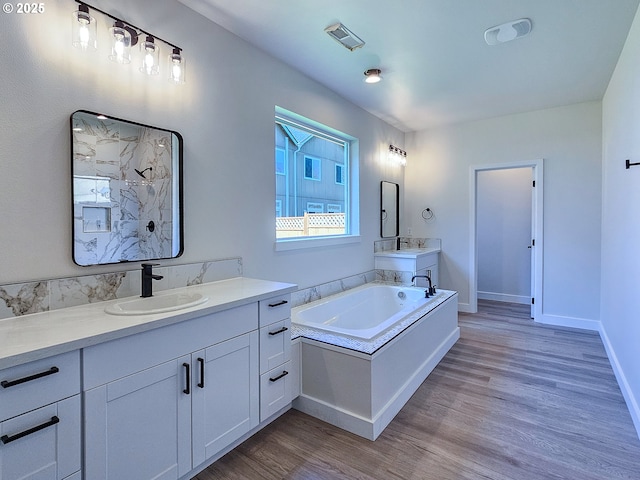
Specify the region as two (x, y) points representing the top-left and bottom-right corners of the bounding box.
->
(411, 275), (436, 298)
(141, 263), (163, 298)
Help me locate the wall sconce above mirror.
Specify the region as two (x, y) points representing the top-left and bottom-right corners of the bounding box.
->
(71, 110), (183, 266)
(381, 181), (399, 238)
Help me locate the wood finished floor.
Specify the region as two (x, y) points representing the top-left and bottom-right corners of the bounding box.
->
(193, 301), (640, 479)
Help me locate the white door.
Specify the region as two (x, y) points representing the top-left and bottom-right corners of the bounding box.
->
(477, 167), (533, 308)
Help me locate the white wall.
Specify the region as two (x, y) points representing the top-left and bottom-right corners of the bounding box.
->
(0, 0), (405, 288)
(601, 4), (640, 435)
(405, 101), (602, 322)
(477, 167), (532, 304)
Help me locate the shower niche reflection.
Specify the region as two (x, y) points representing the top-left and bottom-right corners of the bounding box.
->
(71, 110), (183, 266)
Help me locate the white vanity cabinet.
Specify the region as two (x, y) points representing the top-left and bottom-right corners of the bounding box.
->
(83, 303), (260, 480)
(375, 248), (440, 288)
(258, 294), (293, 421)
(0, 351), (81, 480)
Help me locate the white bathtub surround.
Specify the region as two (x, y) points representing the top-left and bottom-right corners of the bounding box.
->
(292, 283), (459, 440)
(290, 271), (376, 308)
(0, 257), (242, 320)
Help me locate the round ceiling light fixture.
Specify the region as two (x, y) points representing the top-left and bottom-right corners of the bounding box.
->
(364, 68), (382, 84)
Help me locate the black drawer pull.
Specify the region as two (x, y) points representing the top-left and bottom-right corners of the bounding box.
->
(1, 416), (60, 444)
(1, 367), (59, 388)
(268, 327), (289, 336)
(197, 357), (205, 389)
(182, 362), (190, 395)
(268, 300), (288, 308)
(269, 371), (289, 383)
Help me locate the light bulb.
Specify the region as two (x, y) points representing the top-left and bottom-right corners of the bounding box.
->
(139, 36), (159, 75)
(168, 48), (186, 84)
(72, 4), (96, 51)
(109, 22), (132, 64)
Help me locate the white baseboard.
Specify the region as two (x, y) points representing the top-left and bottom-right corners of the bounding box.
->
(458, 302), (473, 313)
(477, 291), (530, 304)
(536, 313), (601, 331)
(599, 325), (640, 441)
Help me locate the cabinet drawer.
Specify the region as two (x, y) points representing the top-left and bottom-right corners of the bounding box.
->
(0, 395), (81, 480)
(260, 361), (292, 422)
(0, 351), (80, 422)
(259, 294), (291, 327)
(259, 318), (291, 374)
(84, 303), (258, 390)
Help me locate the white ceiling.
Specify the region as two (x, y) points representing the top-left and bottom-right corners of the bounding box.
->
(178, 0), (640, 132)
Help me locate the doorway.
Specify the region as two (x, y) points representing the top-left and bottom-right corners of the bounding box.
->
(469, 160), (543, 319)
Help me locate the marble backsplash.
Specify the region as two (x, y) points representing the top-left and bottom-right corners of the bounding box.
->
(373, 237), (441, 253)
(0, 238), (440, 320)
(0, 258), (242, 320)
(373, 237), (442, 285)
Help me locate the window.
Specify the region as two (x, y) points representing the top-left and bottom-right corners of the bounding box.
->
(306, 202), (324, 213)
(275, 148), (286, 175)
(335, 164), (345, 185)
(304, 156), (321, 181)
(275, 107), (359, 245)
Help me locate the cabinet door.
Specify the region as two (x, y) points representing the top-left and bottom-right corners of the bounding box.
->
(84, 357), (192, 480)
(191, 331), (258, 467)
(0, 395), (80, 480)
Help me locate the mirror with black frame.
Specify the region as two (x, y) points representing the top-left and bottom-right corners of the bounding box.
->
(71, 110), (183, 266)
(380, 180), (399, 238)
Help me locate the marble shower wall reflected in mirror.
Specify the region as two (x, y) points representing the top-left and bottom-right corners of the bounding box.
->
(71, 110), (183, 266)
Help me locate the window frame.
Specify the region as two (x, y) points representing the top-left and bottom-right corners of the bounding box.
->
(275, 107), (360, 250)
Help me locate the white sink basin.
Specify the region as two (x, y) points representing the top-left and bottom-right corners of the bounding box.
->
(105, 292), (209, 316)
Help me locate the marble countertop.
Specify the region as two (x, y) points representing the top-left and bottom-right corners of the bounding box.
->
(374, 247), (441, 259)
(0, 277), (297, 370)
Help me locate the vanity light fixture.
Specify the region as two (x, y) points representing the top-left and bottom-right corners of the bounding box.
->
(71, 3), (97, 51)
(364, 68), (382, 84)
(71, 1), (186, 84)
(168, 48), (186, 84)
(140, 36), (160, 76)
(388, 145), (407, 166)
(109, 21), (134, 64)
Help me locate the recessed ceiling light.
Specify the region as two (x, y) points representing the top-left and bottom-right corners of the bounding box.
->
(364, 68), (382, 84)
(325, 23), (365, 51)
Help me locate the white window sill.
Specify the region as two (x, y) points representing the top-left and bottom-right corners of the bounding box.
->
(275, 235), (361, 252)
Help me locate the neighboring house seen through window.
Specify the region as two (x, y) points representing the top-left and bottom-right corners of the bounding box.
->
(275, 108), (358, 243)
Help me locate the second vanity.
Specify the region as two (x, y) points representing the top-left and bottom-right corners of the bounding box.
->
(375, 247), (440, 288)
(0, 277), (297, 480)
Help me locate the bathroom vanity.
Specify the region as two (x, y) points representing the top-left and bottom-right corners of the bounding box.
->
(0, 277), (296, 480)
(375, 247), (440, 288)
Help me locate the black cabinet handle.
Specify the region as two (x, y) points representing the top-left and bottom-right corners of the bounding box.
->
(268, 327), (289, 336)
(269, 371), (289, 382)
(182, 362), (190, 395)
(1, 416), (59, 444)
(1, 366), (59, 388)
(197, 357), (205, 389)
(268, 300), (288, 308)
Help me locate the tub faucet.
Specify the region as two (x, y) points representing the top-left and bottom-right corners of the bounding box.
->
(411, 275), (436, 298)
(141, 263), (163, 298)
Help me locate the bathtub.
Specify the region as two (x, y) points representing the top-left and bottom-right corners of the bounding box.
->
(292, 283), (440, 341)
(291, 282), (460, 440)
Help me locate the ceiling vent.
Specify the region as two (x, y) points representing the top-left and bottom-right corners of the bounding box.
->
(325, 23), (365, 51)
(484, 18), (532, 45)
